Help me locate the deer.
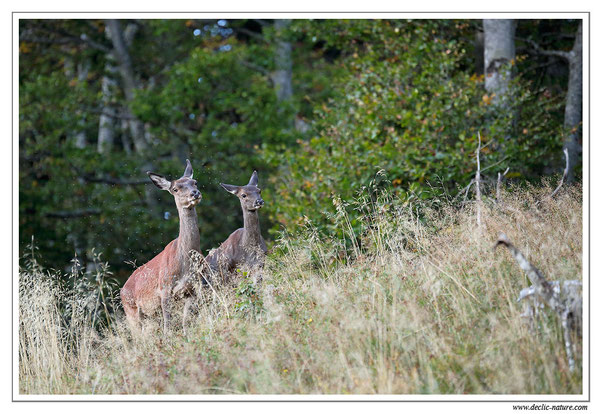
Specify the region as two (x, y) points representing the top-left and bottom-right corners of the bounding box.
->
(205, 170), (267, 284)
(120, 159), (202, 332)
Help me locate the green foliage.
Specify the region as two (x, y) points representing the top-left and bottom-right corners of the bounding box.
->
(234, 272), (264, 317)
(19, 18), (574, 281)
(19, 19), (314, 278)
(267, 20), (565, 236)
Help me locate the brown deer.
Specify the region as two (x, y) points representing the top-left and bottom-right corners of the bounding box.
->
(206, 170), (267, 283)
(120, 159), (202, 332)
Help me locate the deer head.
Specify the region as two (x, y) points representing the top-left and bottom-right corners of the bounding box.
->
(148, 159), (202, 210)
(220, 170), (264, 211)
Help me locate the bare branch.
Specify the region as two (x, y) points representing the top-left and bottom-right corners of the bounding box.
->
(548, 147), (570, 199)
(78, 33), (113, 53)
(46, 208), (101, 218)
(20, 28), (112, 53)
(494, 233), (562, 313)
(518, 35), (571, 61)
(235, 27), (266, 43)
(86, 107), (138, 121)
(459, 179), (474, 207)
(536, 148), (569, 206)
(496, 167), (510, 202)
(70, 163), (149, 186)
(494, 232), (582, 371)
(475, 132), (482, 228)
(239, 60), (270, 76)
(481, 155), (509, 173)
(81, 175), (149, 186)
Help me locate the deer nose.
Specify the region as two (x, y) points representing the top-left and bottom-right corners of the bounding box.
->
(256, 199), (264, 206)
(192, 190), (201, 199)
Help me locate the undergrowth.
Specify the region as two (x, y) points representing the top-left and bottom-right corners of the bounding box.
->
(18, 182), (583, 394)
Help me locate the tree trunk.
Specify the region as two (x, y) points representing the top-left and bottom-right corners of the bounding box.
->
(97, 41), (117, 154)
(483, 19), (516, 104)
(105, 19), (159, 212)
(64, 57), (90, 149)
(272, 19), (293, 104)
(474, 30), (484, 76)
(526, 21), (582, 182)
(74, 62), (90, 149)
(563, 21), (582, 183)
(105, 19), (147, 153)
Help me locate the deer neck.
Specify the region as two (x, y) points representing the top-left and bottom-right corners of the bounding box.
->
(242, 208), (262, 246)
(176, 206), (200, 266)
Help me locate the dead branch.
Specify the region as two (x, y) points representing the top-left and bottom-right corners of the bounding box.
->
(46, 208), (101, 218)
(496, 167), (510, 203)
(495, 233), (561, 310)
(70, 164), (149, 186)
(494, 232), (582, 371)
(80, 175), (149, 186)
(480, 155), (509, 173)
(455, 179), (474, 207)
(239, 60), (271, 77)
(536, 148), (570, 207)
(20, 28), (112, 53)
(234, 27), (267, 43)
(475, 132), (483, 228)
(518, 35), (571, 61)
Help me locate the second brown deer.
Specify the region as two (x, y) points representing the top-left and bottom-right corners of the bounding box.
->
(206, 170), (267, 283)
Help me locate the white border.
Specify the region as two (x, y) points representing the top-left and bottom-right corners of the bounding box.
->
(11, 10), (591, 405)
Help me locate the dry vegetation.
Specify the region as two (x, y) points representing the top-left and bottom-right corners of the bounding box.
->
(18, 182), (583, 395)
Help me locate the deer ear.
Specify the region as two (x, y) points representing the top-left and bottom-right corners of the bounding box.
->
(148, 172), (171, 191)
(182, 159), (193, 178)
(220, 183), (239, 194)
(248, 170), (258, 187)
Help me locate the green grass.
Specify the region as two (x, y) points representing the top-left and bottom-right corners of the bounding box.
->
(18, 182), (583, 394)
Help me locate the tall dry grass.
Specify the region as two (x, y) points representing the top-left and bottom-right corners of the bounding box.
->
(18, 182), (583, 394)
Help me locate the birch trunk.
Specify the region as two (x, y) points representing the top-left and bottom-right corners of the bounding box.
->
(105, 19), (148, 153)
(272, 19), (293, 104)
(563, 21), (582, 183)
(483, 19), (516, 105)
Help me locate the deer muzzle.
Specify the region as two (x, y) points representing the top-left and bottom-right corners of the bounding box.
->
(188, 190), (202, 206)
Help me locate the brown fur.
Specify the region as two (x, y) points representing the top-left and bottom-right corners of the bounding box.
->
(206, 171), (267, 283)
(120, 160), (202, 331)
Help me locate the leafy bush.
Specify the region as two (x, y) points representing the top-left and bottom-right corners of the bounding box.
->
(265, 20), (564, 237)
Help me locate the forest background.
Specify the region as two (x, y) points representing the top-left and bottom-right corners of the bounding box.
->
(19, 18), (582, 284)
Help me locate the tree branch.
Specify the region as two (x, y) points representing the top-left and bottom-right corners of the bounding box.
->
(20, 28), (112, 53)
(536, 148), (569, 206)
(71, 164), (149, 186)
(494, 232), (582, 371)
(46, 208), (101, 218)
(475, 132), (483, 229)
(517, 35), (571, 61)
(87, 107), (138, 121)
(239, 60), (270, 76)
(81, 175), (149, 186)
(496, 167), (510, 203)
(234, 27), (266, 43)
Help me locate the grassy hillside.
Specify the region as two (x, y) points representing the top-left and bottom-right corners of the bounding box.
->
(18, 182), (583, 394)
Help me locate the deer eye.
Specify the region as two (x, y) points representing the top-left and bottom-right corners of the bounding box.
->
(173, 187), (178, 192)
(241, 194), (247, 198)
